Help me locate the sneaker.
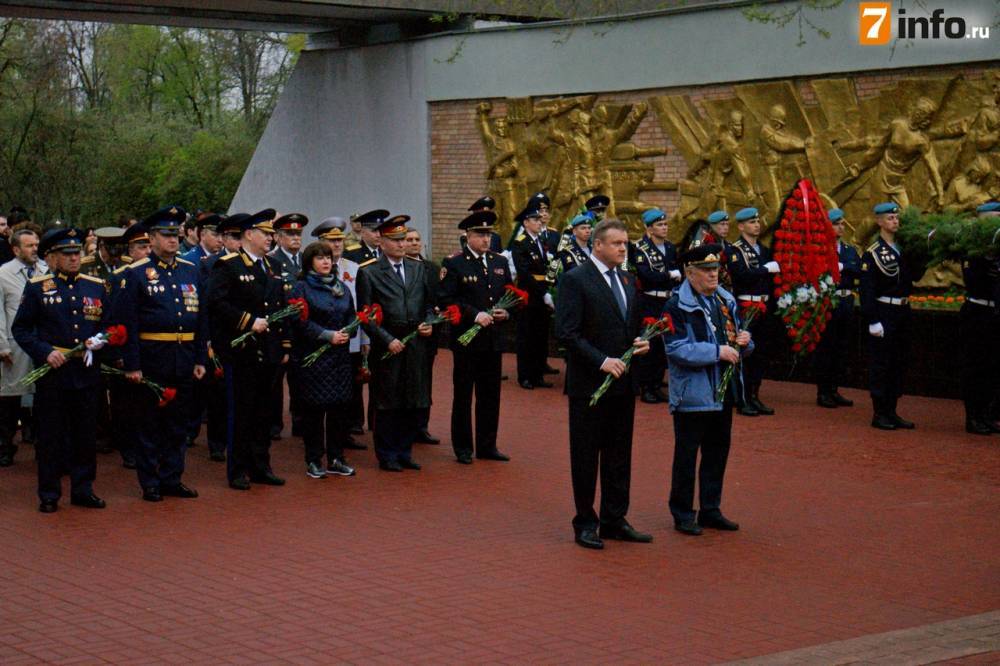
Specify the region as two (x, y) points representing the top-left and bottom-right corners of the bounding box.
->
(326, 459), (356, 477)
(306, 462), (327, 479)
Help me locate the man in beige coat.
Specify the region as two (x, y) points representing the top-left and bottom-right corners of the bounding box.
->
(0, 228), (46, 466)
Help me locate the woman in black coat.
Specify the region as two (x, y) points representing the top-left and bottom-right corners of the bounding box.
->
(289, 242), (357, 479)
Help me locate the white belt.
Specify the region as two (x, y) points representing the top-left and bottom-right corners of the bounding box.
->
(876, 296), (908, 305)
(643, 290), (670, 298)
(739, 295), (769, 303)
(968, 297), (995, 307)
(835, 289), (854, 297)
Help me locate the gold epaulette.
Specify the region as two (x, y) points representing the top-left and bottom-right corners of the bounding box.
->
(358, 258), (377, 268)
(129, 257), (151, 268)
(78, 273), (104, 285)
(866, 241), (880, 253)
(176, 257), (194, 266)
(112, 263), (130, 275)
(220, 252), (239, 261)
(30, 273), (53, 283)
(80, 255), (95, 265)
(515, 233), (525, 242)
(345, 242), (362, 251)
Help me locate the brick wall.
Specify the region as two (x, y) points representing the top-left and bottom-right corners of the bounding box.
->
(428, 62), (993, 260)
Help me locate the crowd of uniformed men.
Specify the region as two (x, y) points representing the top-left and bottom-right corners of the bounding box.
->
(0, 193), (996, 529)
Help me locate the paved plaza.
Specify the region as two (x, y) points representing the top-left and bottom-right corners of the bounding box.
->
(0, 352), (997, 664)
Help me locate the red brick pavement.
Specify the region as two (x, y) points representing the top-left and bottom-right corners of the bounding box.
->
(0, 352), (998, 664)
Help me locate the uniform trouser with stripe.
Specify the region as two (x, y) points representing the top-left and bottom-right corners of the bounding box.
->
(34, 381), (97, 502)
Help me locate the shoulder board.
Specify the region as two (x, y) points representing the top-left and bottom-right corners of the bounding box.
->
(865, 241), (880, 253)
(358, 258), (377, 268)
(448, 250), (462, 258)
(220, 252), (240, 262)
(176, 257), (195, 266)
(515, 233), (525, 242)
(130, 257), (151, 268)
(80, 255), (96, 265)
(30, 273), (53, 284)
(345, 242), (362, 251)
(78, 273), (104, 285)
(112, 264), (130, 275)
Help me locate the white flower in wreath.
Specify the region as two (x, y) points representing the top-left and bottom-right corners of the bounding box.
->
(778, 293), (793, 309)
(795, 287), (811, 304)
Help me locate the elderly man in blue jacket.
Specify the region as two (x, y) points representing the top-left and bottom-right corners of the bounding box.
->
(662, 243), (753, 536)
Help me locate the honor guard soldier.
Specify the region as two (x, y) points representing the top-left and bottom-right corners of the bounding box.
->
(268, 213), (306, 440)
(81, 227), (127, 281)
(510, 203), (555, 389)
(707, 210), (735, 289)
(729, 207), (781, 416)
(207, 209), (291, 489)
(959, 201), (1000, 435)
(344, 209), (385, 267)
(814, 209), (861, 409)
(464, 196), (504, 253)
(631, 208), (681, 404)
(439, 210), (514, 464)
(556, 214), (593, 274)
(12, 228), (109, 513)
(585, 194), (610, 223)
(115, 205), (206, 502)
(860, 202), (916, 430)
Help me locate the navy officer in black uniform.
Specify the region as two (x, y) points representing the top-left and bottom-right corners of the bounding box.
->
(344, 209), (385, 268)
(439, 210), (514, 464)
(860, 202), (916, 430)
(12, 228), (109, 513)
(728, 207), (781, 416)
(207, 209), (291, 489)
(115, 205), (207, 501)
(510, 203), (555, 389)
(814, 208), (861, 409)
(631, 207), (681, 404)
(463, 196), (504, 253)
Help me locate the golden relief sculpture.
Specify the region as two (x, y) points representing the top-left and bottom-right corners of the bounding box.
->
(474, 68), (999, 253)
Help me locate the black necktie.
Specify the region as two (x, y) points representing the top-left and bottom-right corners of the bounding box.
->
(607, 269), (626, 317)
(25, 265), (33, 279)
(292, 254), (299, 269)
(393, 263), (403, 283)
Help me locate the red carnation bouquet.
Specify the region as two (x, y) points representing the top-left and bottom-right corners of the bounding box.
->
(589, 314), (675, 407)
(715, 301), (764, 402)
(301, 303), (383, 368)
(457, 285), (528, 346)
(231, 297), (309, 349)
(380, 304), (461, 361)
(21, 324), (128, 385)
(771, 179), (840, 358)
(100, 364), (177, 407)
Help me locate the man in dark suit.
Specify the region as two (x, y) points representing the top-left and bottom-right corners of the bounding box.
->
(356, 216), (437, 472)
(267, 213), (306, 440)
(439, 210), (514, 465)
(554, 218), (653, 550)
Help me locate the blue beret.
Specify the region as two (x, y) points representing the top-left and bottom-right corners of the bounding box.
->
(976, 201), (1000, 214)
(707, 210), (729, 225)
(569, 213), (594, 228)
(734, 207), (759, 222)
(641, 208), (667, 226)
(873, 202), (900, 215)
(143, 205), (187, 233)
(39, 227), (84, 256)
(828, 208), (844, 223)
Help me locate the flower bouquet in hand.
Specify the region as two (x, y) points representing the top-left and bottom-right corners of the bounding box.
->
(381, 304), (461, 360)
(100, 364), (177, 407)
(301, 303), (383, 368)
(457, 285), (528, 346)
(715, 301), (763, 402)
(231, 297), (308, 349)
(589, 314), (675, 407)
(21, 324), (128, 386)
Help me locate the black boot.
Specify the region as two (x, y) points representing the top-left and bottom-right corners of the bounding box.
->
(966, 417), (993, 435)
(750, 385), (774, 415)
(871, 397), (895, 430)
(816, 392), (838, 408)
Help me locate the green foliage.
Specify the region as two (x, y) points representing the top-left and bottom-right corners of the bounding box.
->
(896, 207), (1000, 272)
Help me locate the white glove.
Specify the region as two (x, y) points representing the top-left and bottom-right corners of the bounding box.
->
(837, 262), (844, 271)
(764, 261), (780, 273)
(82, 335), (107, 367)
(543, 293), (555, 309)
(668, 269), (681, 281)
(868, 322), (884, 338)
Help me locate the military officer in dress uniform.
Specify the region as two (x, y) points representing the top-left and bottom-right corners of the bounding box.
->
(344, 213), (362, 247)
(729, 207), (781, 416)
(344, 210), (384, 267)
(81, 227), (127, 281)
(12, 228), (109, 513)
(267, 213), (306, 440)
(115, 205), (206, 502)
(180, 212), (224, 265)
(207, 209), (290, 490)
(585, 194), (609, 223)
(631, 207), (682, 404)
(959, 201), (1000, 435)
(556, 214), (592, 275)
(439, 210), (514, 464)
(860, 202), (916, 431)
(707, 210), (735, 290)
(122, 221), (152, 265)
(510, 203), (555, 390)
(463, 196), (504, 253)
(814, 208), (861, 409)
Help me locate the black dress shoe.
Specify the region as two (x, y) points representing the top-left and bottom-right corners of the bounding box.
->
(831, 392), (854, 407)
(39, 499), (58, 513)
(121, 454), (136, 470)
(142, 488), (163, 502)
(209, 450), (226, 462)
(752, 397), (775, 415)
(600, 523), (653, 543)
(698, 514), (739, 531)
(575, 529), (604, 550)
(890, 413), (915, 430)
(543, 365), (560, 375)
(251, 471), (286, 486)
(640, 390), (663, 404)
(871, 415), (896, 430)
(398, 458), (421, 470)
(816, 394), (838, 409)
(986, 420), (1000, 434)
(160, 483), (199, 498)
(229, 477), (251, 490)
(269, 427), (282, 440)
(71, 493), (107, 509)
(96, 440), (114, 454)
(534, 380), (554, 389)
(674, 520), (703, 536)
(476, 450), (510, 462)
(379, 460), (404, 472)
(0, 452), (12, 467)
(456, 452), (473, 465)
(414, 430), (440, 444)
(966, 419), (993, 435)
(343, 437), (368, 450)
(350, 425), (365, 436)
(518, 380), (534, 390)
(737, 402), (760, 417)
